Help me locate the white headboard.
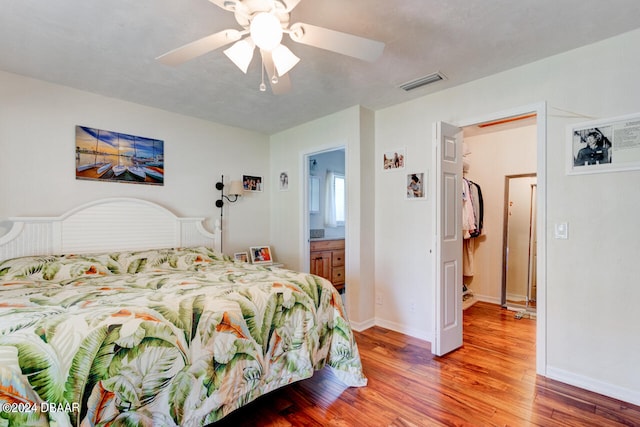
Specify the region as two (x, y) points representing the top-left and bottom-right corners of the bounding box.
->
(0, 198), (221, 262)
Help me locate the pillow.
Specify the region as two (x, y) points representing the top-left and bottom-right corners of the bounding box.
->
(0, 247), (227, 281)
(0, 253), (118, 282)
(167, 246), (228, 269)
(112, 248), (174, 273)
(113, 246), (226, 273)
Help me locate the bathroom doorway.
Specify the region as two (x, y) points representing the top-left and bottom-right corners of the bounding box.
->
(305, 147), (347, 301)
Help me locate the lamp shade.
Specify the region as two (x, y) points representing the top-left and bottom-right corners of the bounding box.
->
(272, 44), (300, 76)
(224, 38), (255, 73)
(228, 180), (244, 196)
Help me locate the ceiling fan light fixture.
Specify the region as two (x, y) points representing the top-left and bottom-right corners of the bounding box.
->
(223, 38), (255, 73)
(272, 44), (300, 76)
(250, 12), (283, 51)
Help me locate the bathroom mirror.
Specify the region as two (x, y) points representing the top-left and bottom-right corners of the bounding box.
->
(502, 174), (537, 311)
(309, 176), (320, 214)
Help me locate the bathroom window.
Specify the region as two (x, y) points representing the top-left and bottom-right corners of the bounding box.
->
(325, 172), (345, 227)
(334, 174), (345, 224)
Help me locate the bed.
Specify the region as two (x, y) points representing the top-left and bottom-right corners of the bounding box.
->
(0, 198), (366, 426)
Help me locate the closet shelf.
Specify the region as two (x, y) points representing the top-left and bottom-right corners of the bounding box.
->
(463, 289), (477, 310)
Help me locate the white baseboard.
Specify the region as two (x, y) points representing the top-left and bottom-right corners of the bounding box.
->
(474, 294), (501, 305)
(350, 318), (376, 332)
(349, 316), (432, 342)
(546, 366), (640, 406)
(373, 318), (432, 342)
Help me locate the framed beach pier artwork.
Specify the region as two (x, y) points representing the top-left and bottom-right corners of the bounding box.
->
(75, 125), (164, 185)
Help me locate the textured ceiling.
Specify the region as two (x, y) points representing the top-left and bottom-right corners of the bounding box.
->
(2, 0), (640, 134)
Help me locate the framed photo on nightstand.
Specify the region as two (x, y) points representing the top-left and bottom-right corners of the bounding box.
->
(234, 252), (249, 263)
(250, 246), (272, 264)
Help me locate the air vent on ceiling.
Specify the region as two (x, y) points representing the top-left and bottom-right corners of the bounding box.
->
(399, 72), (446, 91)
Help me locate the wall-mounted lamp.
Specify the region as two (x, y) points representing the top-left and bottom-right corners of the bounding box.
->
(215, 176), (244, 208)
(215, 175), (244, 253)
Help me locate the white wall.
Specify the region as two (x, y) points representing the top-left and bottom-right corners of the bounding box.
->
(375, 29), (640, 404)
(0, 71), (271, 253)
(269, 106), (376, 326)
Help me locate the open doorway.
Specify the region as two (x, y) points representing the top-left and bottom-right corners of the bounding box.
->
(305, 148), (347, 299)
(461, 114), (538, 313)
(434, 102), (547, 373)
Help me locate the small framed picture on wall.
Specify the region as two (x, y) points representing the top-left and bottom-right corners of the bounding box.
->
(278, 171), (289, 191)
(406, 172), (426, 199)
(383, 148), (405, 171)
(242, 175), (263, 192)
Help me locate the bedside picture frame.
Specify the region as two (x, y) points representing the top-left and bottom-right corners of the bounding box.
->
(250, 246), (273, 264)
(234, 252), (249, 263)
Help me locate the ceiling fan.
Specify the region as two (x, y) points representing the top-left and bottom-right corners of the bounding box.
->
(156, 0), (385, 94)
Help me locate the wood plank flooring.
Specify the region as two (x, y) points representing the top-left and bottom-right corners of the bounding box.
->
(212, 302), (640, 426)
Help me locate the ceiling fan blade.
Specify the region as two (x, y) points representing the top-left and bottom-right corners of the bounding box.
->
(271, 72), (292, 94)
(282, 0), (302, 12)
(156, 29), (242, 66)
(207, 0), (236, 11)
(289, 23), (384, 62)
(261, 50), (292, 94)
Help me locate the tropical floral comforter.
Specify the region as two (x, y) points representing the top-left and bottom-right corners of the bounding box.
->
(0, 247), (366, 427)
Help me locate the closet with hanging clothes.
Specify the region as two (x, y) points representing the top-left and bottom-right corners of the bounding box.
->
(462, 144), (483, 309)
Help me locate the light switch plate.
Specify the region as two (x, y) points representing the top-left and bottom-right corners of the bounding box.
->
(554, 222), (568, 239)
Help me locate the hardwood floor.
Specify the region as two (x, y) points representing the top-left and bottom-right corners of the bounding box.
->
(212, 302), (640, 426)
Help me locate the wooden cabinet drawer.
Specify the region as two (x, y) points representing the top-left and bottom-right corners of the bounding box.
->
(310, 239), (344, 251)
(332, 266), (345, 284)
(332, 250), (345, 266)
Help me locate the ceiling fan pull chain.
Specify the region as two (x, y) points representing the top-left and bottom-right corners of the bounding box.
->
(260, 56), (267, 92)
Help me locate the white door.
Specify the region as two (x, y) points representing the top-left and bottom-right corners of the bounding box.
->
(433, 121), (463, 356)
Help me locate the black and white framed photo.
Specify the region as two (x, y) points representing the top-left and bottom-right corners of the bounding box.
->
(567, 112), (640, 175)
(406, 172), (426, 200)
(242, 174), (263, 192)
(383, 148), (405, 171)
(278, 171), (289, 191)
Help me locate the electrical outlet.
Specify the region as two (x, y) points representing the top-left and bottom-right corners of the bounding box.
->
(410, 303), (416, 313)
(375, 295), (383, 306)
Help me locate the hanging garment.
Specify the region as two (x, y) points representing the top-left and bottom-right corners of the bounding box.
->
(463, 238), (476, 276)
(468, 180), (484, 237)
(462, 178), (476, 239)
